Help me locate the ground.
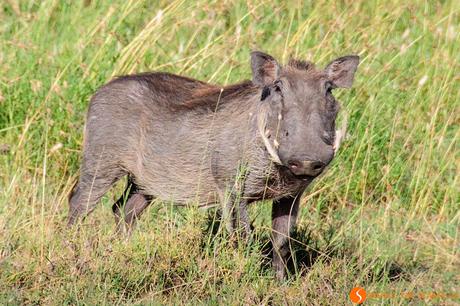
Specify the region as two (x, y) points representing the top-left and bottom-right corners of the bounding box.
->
(0, 1), (459, 305)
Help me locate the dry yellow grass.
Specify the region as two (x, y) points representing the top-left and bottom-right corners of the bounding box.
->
(0, 0), (458, 304)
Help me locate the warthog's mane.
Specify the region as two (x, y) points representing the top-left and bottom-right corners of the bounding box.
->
(180, 81), (258, 112)
(112, 71), (209, 87)
(111, 72), (259, 113)
(176, 59), (316, 112)
(287, 59), (315, 71)
(110, 59), (316, 113)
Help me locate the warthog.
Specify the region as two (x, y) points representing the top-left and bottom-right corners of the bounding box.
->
(68, 51), (359, 279)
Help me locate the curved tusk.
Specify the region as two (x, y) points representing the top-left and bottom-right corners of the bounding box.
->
(333, 112), (348, 153)
(257, 110), (282, 165)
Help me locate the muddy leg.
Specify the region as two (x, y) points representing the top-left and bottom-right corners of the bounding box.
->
(271, 192), (301, 280)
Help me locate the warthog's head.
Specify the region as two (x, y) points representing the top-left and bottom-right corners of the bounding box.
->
(251, 51), (359, 178)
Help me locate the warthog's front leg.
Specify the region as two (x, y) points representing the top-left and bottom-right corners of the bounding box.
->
(222, 192), (251, 241)
(222, 165), (251, 241)
(271, 193), (300, 280)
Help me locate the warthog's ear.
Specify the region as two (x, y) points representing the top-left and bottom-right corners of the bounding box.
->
(325, 55), (360, 88)
(251, 51), (280, 87)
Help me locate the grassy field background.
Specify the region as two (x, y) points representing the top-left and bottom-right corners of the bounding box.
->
(0, 0), (459, 304)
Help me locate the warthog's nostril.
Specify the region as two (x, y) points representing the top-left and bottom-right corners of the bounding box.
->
(312, 162), (324, 171)
(287, 160), (326, 176)
(305, 161), (326, 175)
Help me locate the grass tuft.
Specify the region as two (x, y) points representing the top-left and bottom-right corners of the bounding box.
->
(0, 0), (459, 304)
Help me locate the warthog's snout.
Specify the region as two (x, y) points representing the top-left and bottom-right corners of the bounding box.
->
(287, 160), (326, 177)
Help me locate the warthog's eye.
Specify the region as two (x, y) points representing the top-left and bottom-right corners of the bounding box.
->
(325, 81), (334, 94)
(261, 80), (283, 101)
(261, 86), (270, 101)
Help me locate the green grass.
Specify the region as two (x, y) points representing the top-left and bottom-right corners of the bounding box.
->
(0, 0), (459, 304)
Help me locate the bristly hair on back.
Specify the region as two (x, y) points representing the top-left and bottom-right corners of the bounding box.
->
(178, 81), (258, 112)
(287, 59), (316, 71)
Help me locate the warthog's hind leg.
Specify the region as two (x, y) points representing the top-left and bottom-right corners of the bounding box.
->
(68, 165), (124, 226)
(112, 178), (153, 235)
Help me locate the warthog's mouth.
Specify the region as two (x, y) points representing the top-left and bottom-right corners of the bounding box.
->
(297, 174), (315, 182)
(278, 166), (316, 182)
